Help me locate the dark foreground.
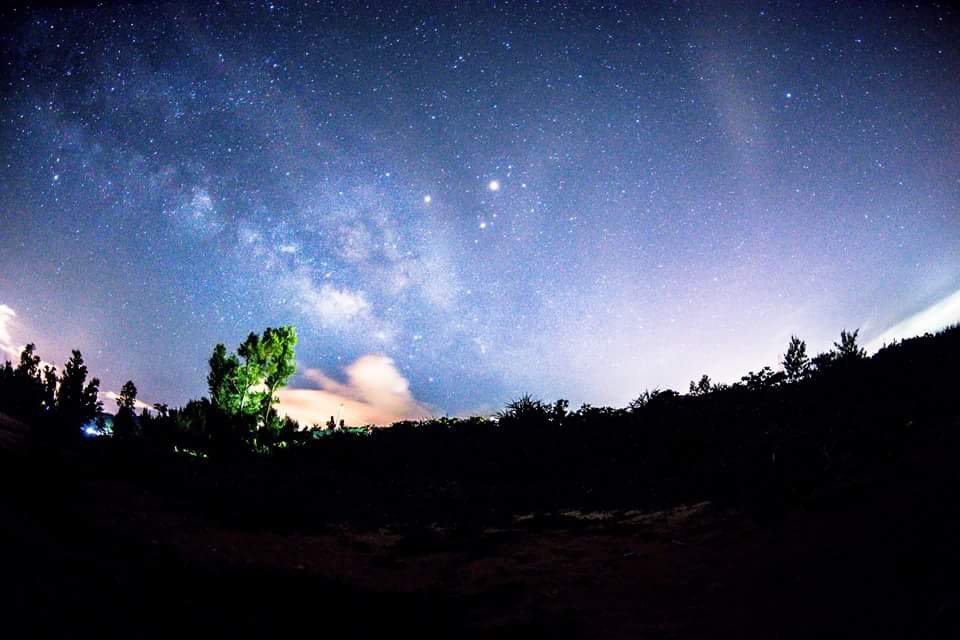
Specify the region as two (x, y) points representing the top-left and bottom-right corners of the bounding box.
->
(3, 412), (960, 639)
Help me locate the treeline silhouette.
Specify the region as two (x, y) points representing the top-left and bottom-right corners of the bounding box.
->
(2, 325), (959, 527)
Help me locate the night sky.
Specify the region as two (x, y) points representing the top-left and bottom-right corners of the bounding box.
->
(2, 2), (959, 424)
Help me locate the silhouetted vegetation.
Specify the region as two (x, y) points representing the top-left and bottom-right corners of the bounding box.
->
(3, 324), (959, 529)
(0, 344), (101, 442)
(112, 380), (139, 440)
(781, 335), (810, 382)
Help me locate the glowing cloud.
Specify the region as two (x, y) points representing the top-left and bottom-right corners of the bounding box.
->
(100, 391), (156, 414)
(867, 288), (960, 352)
(276, 354), (431, 427)
(284, 270), (372, 328)
(0, 304), (17, 359)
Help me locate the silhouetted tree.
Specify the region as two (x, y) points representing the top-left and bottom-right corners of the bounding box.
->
(113, 380), (139, 439)
(811, 351), (837, 372)
(835, 329), (866, 361)
(16, 342), (41, 379)
(551, 399), (570, 422)
(739, 366), (784, 391)
(497, 394), (553, 429)
(782, 336), (810, 382)
(41, 364), (58, 410)
(55, 350), (102, 437)
(689, 374), (713, 396)
(0, 344), (59, 424)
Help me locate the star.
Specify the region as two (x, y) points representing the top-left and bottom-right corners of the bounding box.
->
(488, 180), (500, 192)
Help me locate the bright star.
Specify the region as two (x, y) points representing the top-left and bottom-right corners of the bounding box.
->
(423, 194), (431, 204)
(488, 180), (500, 191)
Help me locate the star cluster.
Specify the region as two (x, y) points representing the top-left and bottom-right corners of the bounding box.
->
(1, 2), (958, 416)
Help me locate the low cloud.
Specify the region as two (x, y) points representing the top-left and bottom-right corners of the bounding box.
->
(276, 354), (431, 427)
(100, 391), (156, 414)
(867, 288), (960, 352)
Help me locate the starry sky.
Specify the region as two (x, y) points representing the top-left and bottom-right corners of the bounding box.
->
(1, 2), (959, 423)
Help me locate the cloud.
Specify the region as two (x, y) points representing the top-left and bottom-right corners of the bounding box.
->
(867, 288), (960, 352)
(100, 391), (156, 414)
(284, 270), (372, 329)
(276, 354), (431, 427)
(0, 304), (17, 360)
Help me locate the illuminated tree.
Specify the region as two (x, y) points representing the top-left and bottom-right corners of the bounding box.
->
(207, 326), (298, 432)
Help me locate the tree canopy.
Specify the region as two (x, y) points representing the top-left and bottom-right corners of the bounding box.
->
(207, 325), (298, 434)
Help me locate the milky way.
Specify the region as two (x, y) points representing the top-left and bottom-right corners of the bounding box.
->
(1, 2), (959, 421)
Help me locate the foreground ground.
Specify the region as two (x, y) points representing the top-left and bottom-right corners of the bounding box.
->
(3, 413), (960, 639)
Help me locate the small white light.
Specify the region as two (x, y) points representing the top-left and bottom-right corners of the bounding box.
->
(423, 194), (431, 204)
(488, 180), (500, 192)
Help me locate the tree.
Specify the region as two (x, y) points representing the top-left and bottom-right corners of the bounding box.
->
(782, 336), (810, 382)
(113, 380), (139, 439)
(689, 374), (713, 396)
(739, 366), (784, 391)
(208, 343), (244, 414)
(206, 326), (298, 439)
(835, 329), (866, 361)
(55, 350), (102, 436)
(41, 364), (58, 411)
(254, 326), (298, 428)
(0, 344), (58, 423)
(497, 394), (551, 428)
(16, 343), (41, 380)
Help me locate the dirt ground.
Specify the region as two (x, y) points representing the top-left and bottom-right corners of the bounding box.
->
(3, 414), (959, 638)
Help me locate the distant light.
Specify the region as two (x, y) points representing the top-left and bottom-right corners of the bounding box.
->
(479, 221), (488, 229)
(488, 179), (500, 192)
(423, 194), (432, 204)
(785, 92), (793, 98)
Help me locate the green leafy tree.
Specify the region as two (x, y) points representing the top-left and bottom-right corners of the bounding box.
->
(206, 326), (298, 437)
(55, 350), (102, 436)
(251, 326), (298, 428)
(207, 343), (244, 414)
(782, 336), (810, 382)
